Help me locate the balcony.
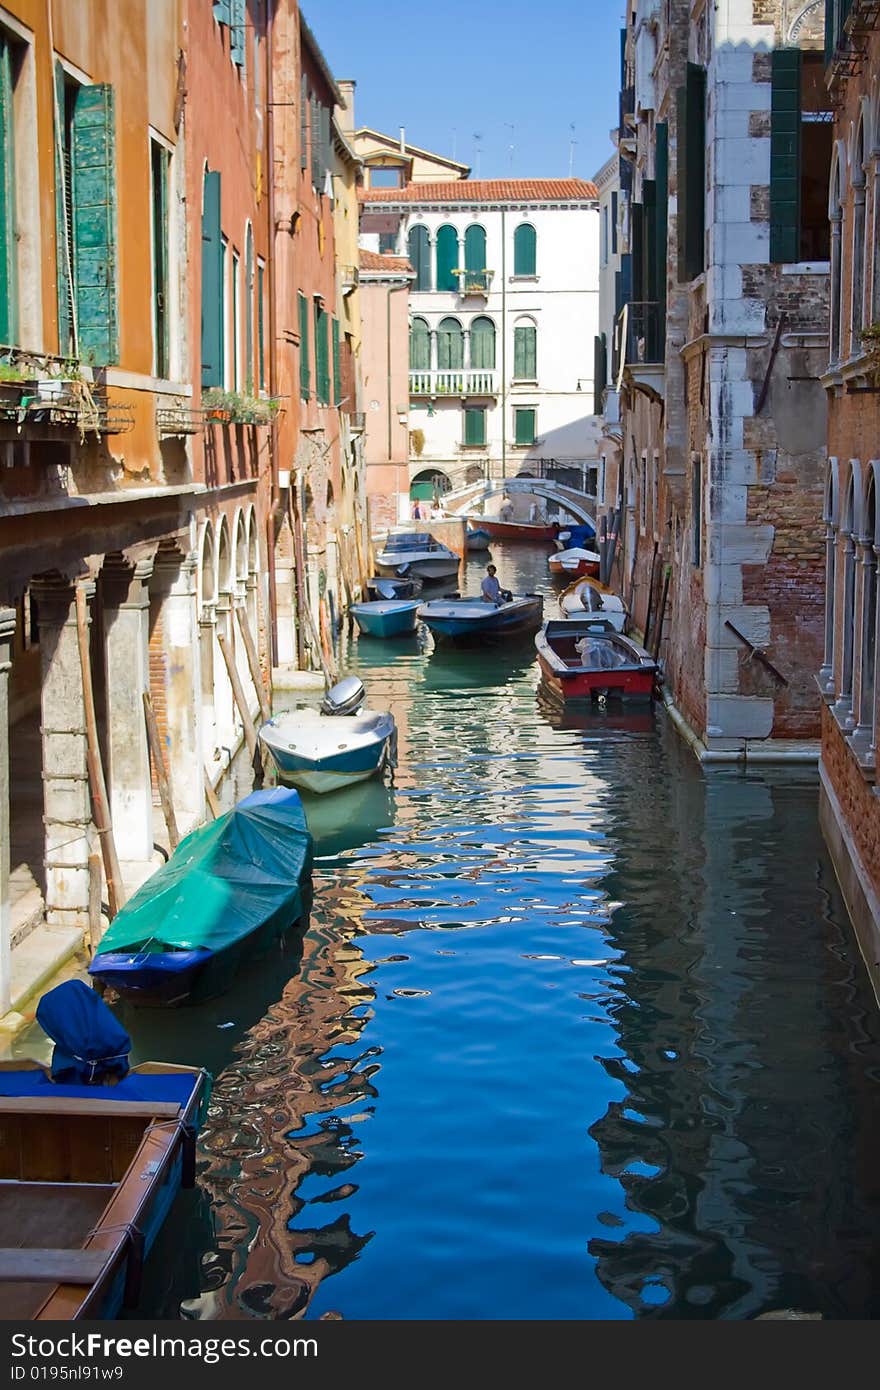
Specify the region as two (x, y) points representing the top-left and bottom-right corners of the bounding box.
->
(613, 302), (665, 396)
(451, 269), (494, 297)
(340, 264), (359, 295)
(409, 370), (497, 398)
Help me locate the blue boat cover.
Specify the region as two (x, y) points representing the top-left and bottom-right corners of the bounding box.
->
(0, 1067), (198, 1108)
(559, 523), (596, 547)
(35, 979), (132, 1084)
(91, 786), (313, 961)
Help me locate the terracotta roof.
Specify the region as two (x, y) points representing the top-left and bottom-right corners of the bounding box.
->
(359, 250), (413, 273)
(360, 178), (598, 204)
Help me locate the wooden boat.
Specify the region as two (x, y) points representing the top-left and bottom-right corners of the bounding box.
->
(469, 516), (559, 543)
(0, 981), (209, 1319)
(559, 578), (628, 632)
(548, 547), (601, 582)
(466, 526), (491, 551)
(366, 575), (422, 600)
(88, 787), (313, 1006)
(259, 676), (397, 796)
(349, 599), (420, 638)
(418, 592), (543, 644)
(374, 532), (460, 583)
(535, 619), (657, 702)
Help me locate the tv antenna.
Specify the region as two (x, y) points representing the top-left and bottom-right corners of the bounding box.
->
(504, 123), (515, 171)
(473, 131), (483, 178)
(568, 123), (577, 177)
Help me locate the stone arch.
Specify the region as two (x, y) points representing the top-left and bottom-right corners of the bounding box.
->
(233, 507), (248, 586)
(216, 514), (233, 597)
(198, 520), (216, 613)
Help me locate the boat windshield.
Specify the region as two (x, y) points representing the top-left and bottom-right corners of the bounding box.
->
(383, 533), (436, 552)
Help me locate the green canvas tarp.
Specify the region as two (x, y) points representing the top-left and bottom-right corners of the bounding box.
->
(94, 788), (313, 957)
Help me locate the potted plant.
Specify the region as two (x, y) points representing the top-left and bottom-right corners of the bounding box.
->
(410, 427), (425, 457)
(201, 388), (234, 422)
(860, 323), (880, 384)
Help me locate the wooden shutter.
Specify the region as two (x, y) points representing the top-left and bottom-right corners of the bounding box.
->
(54, 61), (74, 356)
(470, 316), (495, 369)
(300, 75), (308, 170)
(73, 83), (118, 364)
(593, 335), (606, 414)
(464, 224), (485, 272)
(213, 1), (231, 23)
(514, 224), (536, 276)
(611, 191), (618, 255)
(150, 142), (169, 379)
(514, 408), (535, 445)
(331, 317), (340, 404)
(770, 48), (801, 265)
(410, 318), (430, 370)
(630, 201), (644, 304)
(435, 224), (458, 292)
(676, 63), (706, 282)
(315, 301), (329, 403)
(464, 407), (485, 445)
(298, 292), (310, 398)
(514, 325), (536, 379)
(655, 123), (668, 356)
(257, 263), (265, 389)
(0, 35), (16, 343)
(230, 0), (245, 66)
(437, 317), (463, 369)
(201, 170), (223, 387)
(408, 226), (430, 290)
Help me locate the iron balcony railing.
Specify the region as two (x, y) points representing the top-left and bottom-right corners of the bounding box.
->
(451, 269), (494, 296)
(409, 369), (498, 397)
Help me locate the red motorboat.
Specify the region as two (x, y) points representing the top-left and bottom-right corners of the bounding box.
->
(547, 547), (601, 582)
(468, 516), (559, 543)
(535, 619), (658, 702)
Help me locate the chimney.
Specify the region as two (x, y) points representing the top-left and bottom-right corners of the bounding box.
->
(336, 79), (356, 135)
(399, 126), (406, 154)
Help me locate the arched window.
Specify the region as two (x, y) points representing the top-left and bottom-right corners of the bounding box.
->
(408, 225), (431, 291)
(830, 152), (844, 363)
(435, 224), (459, 292)
(513, 318), (537, 379)
(514, 223), (537, 276)
(858, 474), (877, 744)
(470, 315), (495, 369)
(852, 119), (867, 352)
(821, 463), (838, 693)
(464, 224), (487, 289)
(409, 316), (431, 371)
(245, 223), (254, 392)
(436, 317), (464, 369)
(841, 473), (856, 715)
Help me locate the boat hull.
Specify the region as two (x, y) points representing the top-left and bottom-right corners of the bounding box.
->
(466, 528), (491, 551)
(350, 600), (420, 638)
(374, 556), (460, 582)
(259, 710), (397, 796)
(537, 653), (656, 702)
(419, 594), (543, 644)
(535, 622), (657, 704)
(472, 518), (559, 542)
(549, 556), (601, 581)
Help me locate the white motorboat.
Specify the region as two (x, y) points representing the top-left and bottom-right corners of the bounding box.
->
(559, 578), (628, 632)
(258, 677), (397, 795)
(374, 531), (460, 583)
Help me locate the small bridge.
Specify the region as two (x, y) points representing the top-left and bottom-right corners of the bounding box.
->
(443, 476), (597, 529)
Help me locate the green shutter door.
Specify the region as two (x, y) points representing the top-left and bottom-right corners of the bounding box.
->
(655, 123), (668, 357)
(300, 76), (308, 170)
(464, 407), (485, 445)
(315, 301), (329, 403)
(410, 318), (430, 370)
(470, 316), (495, 369)
(593, 335), (606, 414)
(54, 61), (74, 356)
(244, 232), (254, 390)
(298, 292), (310, 398)
(408, 226), (430, 291)
(72, 83), (118, 364)
(0, 36), (16, 344)
(514, 408), (535, 445)
(437, 317), (463, 369)
(331, 317), (340, 405)
(770, 49), (801, 264)
(201, 170), (223, 387)
(514, 325), (536, 379)
(514, 224), (536, 276)
(230, 0), (245, 66)
(677, 64), (706, 282)
(151, 142), (169, 379)
(257, 263), (265, 389)
(435, 224), (458, 292)
(213, 1), (231, 22)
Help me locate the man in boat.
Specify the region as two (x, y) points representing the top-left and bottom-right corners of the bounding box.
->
(499, 495), (514, 522)
(481, 564), (512, 606)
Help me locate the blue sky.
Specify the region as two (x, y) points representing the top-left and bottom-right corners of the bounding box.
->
(305, 0), (623, 182)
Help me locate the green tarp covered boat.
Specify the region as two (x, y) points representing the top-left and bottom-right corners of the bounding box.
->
(89, 788), (313, 1006)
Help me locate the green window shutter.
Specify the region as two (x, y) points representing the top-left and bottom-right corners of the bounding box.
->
(514, 224), (536, 276)
(331, 316), (340, 404)
(631, 201), (644, 304)
(298, 291), (310, 398)
(300, 75), (308, 170)
(470, 316), (495, 369)
(611, 191), (618, 254)
(230, 0), (245, 66)
(770, 48), (801, 264)
(593, 335), (606, 414)
(315, 301), (329, 403)
(655, 123), (668, 355)
(437, 316), (463, 369)
(201, 170), (223, 387)
(54, 61), (74, 355)
(408, 226), (431, 290)
(676, 64), (706, 282)
(514, 407), (535, 445)
(257, 263), (265, 390)
(514, 325), (536, 379)
(0, 36), (17, 344)
(464, 224), (486, 272)
(244, 232), (254, 391)
(825, 0), (836, 65)
(72, 83), (118, 364)
(213, 1), (231, 23)
(435, 224), (458, 292)
(464, 407), (485, 446)
(150, 142), (169, 379)
(410, 317), (430, 370)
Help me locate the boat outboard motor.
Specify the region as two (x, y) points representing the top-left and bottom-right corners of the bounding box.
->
(321, 675), (366, 717)
(36, 979), (132, 1085)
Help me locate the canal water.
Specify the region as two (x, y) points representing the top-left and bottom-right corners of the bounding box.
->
(16, 544), (880, 1319)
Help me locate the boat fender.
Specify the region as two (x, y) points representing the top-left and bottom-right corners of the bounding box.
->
(181, 1123), (198, 1189)
(122, 1225), (146, 1310)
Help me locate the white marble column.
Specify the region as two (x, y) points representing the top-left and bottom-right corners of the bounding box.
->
(0, 608), (16, 1015)
(102, 558), (154, 865)
(153, 551), (204, 825)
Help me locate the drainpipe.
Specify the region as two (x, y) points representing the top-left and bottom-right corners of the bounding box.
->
(387, 281), (408, 490)
(265, 0), (280, 668)
(501, 206), (507, 483)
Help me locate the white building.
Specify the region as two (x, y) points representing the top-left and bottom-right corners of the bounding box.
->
(359, 177), (601, 519)
(593, 148), (623, 522)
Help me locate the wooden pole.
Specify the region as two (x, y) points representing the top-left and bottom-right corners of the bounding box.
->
(216, 629), (258, 760)
(299, 588), (334, 688)
(643, 541), (660, 650)
(142, 691), (179, 850)
(652, 564), (672, 661)
(75, 582), (125, 919)
(203, 769), (221, 818)
(87, 852), (102, 958)
(235, 604), (271, 724)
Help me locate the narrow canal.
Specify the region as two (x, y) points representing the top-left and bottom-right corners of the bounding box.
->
(17, 544), (880, 1319)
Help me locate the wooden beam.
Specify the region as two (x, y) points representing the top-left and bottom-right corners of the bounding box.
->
(235, 604), (271, 724)
(0, 1248), (115, 1284)
(203, 769), (221, 818)
(87, 852), (102, 958)
(142, 691), (179, 850)
(216, 629), (258, 760)
(0, 1096), (182, 1118)
(75, 582), (125, 919)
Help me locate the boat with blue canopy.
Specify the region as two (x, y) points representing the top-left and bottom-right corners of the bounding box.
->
(0, 980), (209, 1319)
(88, 787), (313, 1006)
(349, 598), (420, 638)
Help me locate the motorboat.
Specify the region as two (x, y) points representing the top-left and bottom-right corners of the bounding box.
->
(469, 516), (559, 542)
(548, 547), (601, 582)
(0, 980), (209, 1318)
(365, 575), (422, 601)
(258, 676), (397, 796)
(553, 523), (596, 551)
(88, 788), (313, 1006)
(374, 532), (460, 583)
(466, 526), (491, 551)
(349, 599), (420, 638)
(559, 578), (628, 632)
(535, 619), (657, 703)
(418, 592), (543, 644)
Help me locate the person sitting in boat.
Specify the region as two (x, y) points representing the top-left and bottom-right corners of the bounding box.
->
(481, 563), (512, 606)
(499, 495), (514, 522)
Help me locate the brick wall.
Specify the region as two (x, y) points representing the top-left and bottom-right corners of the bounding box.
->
(821, 702), (880, 897)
